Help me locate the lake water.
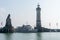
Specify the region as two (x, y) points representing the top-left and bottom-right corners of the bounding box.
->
(0, 32), (60, 40)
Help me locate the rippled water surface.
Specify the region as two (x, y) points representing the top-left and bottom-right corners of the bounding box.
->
(0, 32), (60, 40)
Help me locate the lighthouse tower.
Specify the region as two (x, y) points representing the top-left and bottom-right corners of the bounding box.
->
(36, 4), (42, 32)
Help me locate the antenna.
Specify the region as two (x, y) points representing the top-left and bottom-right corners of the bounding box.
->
(1, 22), (3, 26)
(37, 3), (40, 7)
(26, 21), (28, 25)
(49, 22), (51, 32)
(56, 22), (58, 29)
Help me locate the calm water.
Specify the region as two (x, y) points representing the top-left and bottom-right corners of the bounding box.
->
(0, 32), (60, 40)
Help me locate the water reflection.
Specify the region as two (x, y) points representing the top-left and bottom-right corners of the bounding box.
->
(36, 33), (42, 40)
(4, 33), (12, 40)
(0, 33), (60, 40)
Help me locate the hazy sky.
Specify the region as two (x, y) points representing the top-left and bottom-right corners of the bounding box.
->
(0, 0), (60, 29)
